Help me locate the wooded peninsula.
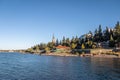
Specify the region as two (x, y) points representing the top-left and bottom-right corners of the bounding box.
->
(25, 22), (120, 57)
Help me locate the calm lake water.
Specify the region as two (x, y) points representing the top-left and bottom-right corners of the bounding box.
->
(0, 52), (119, 80)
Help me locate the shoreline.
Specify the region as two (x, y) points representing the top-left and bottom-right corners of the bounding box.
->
(41, 53), (78, 57)
(41, 52), (120, 58)
(92, 54), (120, 58)
(0, 51), (119, 58)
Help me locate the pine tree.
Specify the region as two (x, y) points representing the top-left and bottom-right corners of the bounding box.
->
(104, 27), (110, 41)
(98, 25), (103, 42)
(62, 36), (66, 46)
(75, 36), (79, 44)
(109, 35), (114, 47)
(71, 36), (75, 43)
(66, 38), (70, 47)
(98, 25), (102, 34)
(113, 21), (120, 47)
(115, 21), (120, 42)
(59, 40), (62, 45)
(47, 42), (54, 50)
(56, 39), (59, 46)
(94, 29), (99, 42)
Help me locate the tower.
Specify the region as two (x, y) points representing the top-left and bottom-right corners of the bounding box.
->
(52, 34), (56, 44)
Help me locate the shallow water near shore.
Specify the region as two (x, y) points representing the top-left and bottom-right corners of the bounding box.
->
(0, 52), (120, 80)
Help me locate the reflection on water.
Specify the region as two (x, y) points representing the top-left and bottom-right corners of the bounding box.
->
(0, 52), (119, 80)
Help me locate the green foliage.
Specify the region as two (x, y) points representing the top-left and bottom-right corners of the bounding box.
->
(87, 41), (93, 48)
(110, 35), (114, 41)
(94, 25), (103, 42)
(39, 43), (47, 50)
(26, 48), (34, 53)
(62, 36), (66, 46)
(109, 35), (114, 47)
(104, 27), (110, 41)
(98, 25), (102, 34)
(92, 45), (96, 49)
(47, 42), (54, 49)
(109, 40), (114, 47)
(81, 43), (85, 49)
(35, 45), (40, 52)
(66, 38), (70, 47)
(45, 47), (50, 52)
(114, 21), (120, 43)
(27, 21), (120, 54)
(56, 39), (59, 46)
(71, 43), (77, 49)
(71, 36), (75, 43)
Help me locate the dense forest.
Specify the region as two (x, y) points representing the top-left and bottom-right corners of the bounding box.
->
(26, 22), (120, 53)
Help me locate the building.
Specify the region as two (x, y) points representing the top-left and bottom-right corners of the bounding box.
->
(56, 45), (70, 53)
(52, 34), (56, 44)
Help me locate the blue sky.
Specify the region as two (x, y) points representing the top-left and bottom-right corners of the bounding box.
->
(0, 0), (120, 50)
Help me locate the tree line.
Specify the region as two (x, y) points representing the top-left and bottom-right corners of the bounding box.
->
(26, 21), (120, 53)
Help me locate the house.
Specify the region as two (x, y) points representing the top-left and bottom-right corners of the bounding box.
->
(56, 45), (70, 53)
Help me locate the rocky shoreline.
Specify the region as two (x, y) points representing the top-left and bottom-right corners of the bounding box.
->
(42, 53), (78, 57)
(41, 52), (120, 58)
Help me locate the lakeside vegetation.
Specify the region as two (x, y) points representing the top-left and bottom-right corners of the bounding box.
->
(26, 21), (120, 56)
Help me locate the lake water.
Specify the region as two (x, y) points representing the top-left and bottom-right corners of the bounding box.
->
(0, 52), (119, 80)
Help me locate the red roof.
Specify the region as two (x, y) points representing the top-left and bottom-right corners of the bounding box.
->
(56, 45), (70, 49)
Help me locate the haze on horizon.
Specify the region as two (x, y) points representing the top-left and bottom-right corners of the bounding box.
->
(0, 0), (120, 50)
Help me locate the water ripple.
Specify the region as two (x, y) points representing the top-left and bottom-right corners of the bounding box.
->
(0, 52), (119, 80)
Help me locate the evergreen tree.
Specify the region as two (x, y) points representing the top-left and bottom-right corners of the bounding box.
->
(47, 42), (54, 49)
(98, 25), (103, 42)
(59, 40), (62, 45)
(62, 36), (66, 46)
(114, 21), (120, 43)
(27, 21), (120, 53)
(109, 35), (114, 47)
(75, 36), (79, 44)
(114, 22), (120, 47)
(94, 29), (99, 42)
(66, 38), (70, 47)
(39, 43), (47, 50)
(88, 31), (93, 41)
(89, 31), (93, 35)
(75, 38), (81, 49)
(98, 25), (102, 34)
(95, 29), (98, 35)
(104, 27), (110, 41)
(71, 36), (75, 43)
(56, 39), (59, 46)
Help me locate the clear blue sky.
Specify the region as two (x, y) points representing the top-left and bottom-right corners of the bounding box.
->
(0, 0), (120, 50)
